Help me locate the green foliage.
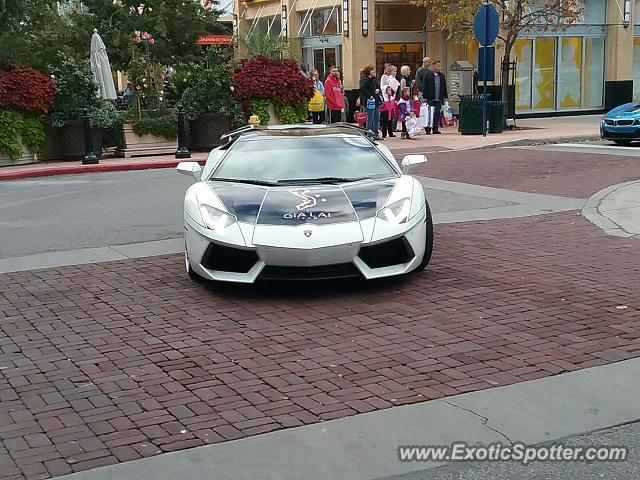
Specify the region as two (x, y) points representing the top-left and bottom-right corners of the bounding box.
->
(274, 104), (309, 124)
(0, 108), (46, 160)
(47, 54), (100, 127)
(129, 111), (177, 140)
(249, 99), (270, 125)
(67, 0), (226, 70)
(242, 32), (291, 61)
(179, 47), (245, 128)
(89, 102), (122, 129)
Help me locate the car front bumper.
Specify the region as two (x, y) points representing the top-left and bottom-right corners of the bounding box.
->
(600, 124), (640, 140)
(185, 210), (428, 283)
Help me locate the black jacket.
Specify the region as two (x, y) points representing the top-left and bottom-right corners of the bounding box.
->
(423, 70), (448, 101)
(359, 75), (382, 107)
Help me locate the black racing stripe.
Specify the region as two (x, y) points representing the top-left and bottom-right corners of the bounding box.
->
(342, 180), (396, 219)
(208, 182), (268, 223)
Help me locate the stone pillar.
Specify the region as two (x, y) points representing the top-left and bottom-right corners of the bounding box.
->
(604, 0), (634, 110)
(341, 0), (375, 88)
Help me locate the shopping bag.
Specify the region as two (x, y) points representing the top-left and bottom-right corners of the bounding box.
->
(413, 100), (422, 117)
(417, 104), (436, 128)
(406, 116), (422, 138)
(355, 109), (368, 125)
(366, 97), (376, 110)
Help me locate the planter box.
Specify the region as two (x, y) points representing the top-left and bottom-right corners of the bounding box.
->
(59, 121), (104, 160)
(116, 123), (176, 158)
(38, 126), (64, 161)
(189, 114), (231, 151)
(0, 137), (37, 167)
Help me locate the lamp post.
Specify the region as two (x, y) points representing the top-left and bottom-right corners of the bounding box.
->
(175, 105), (191, 159)
(82, 111), (98, 165)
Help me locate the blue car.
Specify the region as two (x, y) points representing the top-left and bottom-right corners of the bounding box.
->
(601, 102), (640, 145)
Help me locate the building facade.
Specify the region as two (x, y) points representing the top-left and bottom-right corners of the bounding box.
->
(233, 0), (640, 114)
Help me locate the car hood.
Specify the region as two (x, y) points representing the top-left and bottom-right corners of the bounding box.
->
(605, 102), (640, 119)
(208, 178), (398, 226)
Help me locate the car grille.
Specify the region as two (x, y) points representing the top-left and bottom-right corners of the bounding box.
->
(617, 119), (635, 126)
(604, 119), (616, 126)
(358, 236), (415, 269)
(603, 131), (639, 139)
(258, 263), (362, 281)
(201, 242), (259, 273)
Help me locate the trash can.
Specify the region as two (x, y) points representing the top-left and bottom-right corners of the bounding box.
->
(458, 94), (488, 135)
(488, 101), (506, 133)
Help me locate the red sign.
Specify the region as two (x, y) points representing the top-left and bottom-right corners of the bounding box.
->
(196, 34), (233, 45)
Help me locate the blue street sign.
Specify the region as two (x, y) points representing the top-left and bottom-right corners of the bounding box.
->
(477, 47), (495, 81)
(474, 4), (499, 46)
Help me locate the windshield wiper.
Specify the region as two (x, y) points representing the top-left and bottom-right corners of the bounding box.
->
(209, 178), (279, 186)
(276, 177), (369, 184)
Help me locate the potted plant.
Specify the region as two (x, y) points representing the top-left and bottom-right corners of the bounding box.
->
(179, 47), (244, 150)
(0, 63), (55, 165)
(47, 54), (116, 160)
(233, 55), (314, 126)
(116, 30), (177, 157)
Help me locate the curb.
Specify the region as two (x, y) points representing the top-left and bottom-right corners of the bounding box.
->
(469, 134), (601, 150)
(581, 179), (640, 239)
(0, 158), (207, 182)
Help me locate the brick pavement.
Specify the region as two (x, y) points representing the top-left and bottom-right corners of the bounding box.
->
(1, 212), (639, 479)
(411, 149), (640, 198)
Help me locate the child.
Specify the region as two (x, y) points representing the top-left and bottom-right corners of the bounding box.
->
(379, 86), (397, 139)
(396, 87), (415, 140)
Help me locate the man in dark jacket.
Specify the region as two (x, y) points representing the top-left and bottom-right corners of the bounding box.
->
(422, 60), (448, 134)
(414, 57), (431, 99)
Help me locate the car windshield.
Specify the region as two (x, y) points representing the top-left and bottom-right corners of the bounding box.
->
(209, 135), (398, 183)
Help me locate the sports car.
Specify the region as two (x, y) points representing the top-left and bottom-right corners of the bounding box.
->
(601, 102), (640, 145)
(176, 124), (433, 283)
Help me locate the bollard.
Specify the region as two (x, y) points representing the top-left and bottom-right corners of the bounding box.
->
(175, 105), (191, 159)
(82, 114), (99, 165)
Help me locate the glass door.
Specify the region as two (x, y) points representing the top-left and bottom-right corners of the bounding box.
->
(312, 47), (340, 79)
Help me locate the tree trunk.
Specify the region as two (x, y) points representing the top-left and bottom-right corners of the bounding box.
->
(501, 40), (514, 103)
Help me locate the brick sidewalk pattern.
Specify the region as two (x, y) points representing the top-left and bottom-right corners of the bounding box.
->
(411, 150), (640, 198)
(1, 213), (639, 479)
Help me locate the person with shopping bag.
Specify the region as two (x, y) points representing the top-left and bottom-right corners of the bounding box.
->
(308, 69), (325, 124)
(379, 86), (398, 139)
(359, 65), (382, 140)
(397, 87), (419, 140)
(422, 60), (448, 134)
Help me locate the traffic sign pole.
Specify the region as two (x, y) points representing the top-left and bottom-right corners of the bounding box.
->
(482, 1), (488, 137)
(474, 1), (498, 137)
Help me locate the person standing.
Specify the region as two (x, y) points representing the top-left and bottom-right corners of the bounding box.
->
(422, 60), (448, 134)
(400, 65), (412, 92)
(379, 86), (397, 139)
(415, 57), (432, 100)
(324, 66), (345, 124)
(359, 65), (382, 139)
(308, 69), (326, 124)
(396, 87), (416, 140)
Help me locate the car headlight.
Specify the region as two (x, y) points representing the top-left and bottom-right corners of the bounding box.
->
(200, 204), (236, 233)
(377, 197), (411, 225)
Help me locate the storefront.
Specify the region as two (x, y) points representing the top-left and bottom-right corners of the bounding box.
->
(299, 7), (343, 79)
(634, 0), (640, 100)
(374, 4), (426, 75)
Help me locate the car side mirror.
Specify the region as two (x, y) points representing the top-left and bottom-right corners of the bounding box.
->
(176, 161), (202, 181)
(401, 154), (428, 173)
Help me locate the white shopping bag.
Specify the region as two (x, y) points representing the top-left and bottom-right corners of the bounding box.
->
(417, 104), (436, 128)
(406, 116), (422, 138)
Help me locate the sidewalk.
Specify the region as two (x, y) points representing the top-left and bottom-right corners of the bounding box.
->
(0, 115), (600, 181)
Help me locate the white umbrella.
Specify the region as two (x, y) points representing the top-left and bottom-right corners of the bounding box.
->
(90, 28), (117, 100)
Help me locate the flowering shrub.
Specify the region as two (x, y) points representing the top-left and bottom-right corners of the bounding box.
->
(0, 63), (56, 114)
(128, 30), (164, 113)
(232, 56), (314, 118)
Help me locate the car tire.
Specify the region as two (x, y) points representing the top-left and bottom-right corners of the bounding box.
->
(415, 202), (434, 270)
(185, 243), (203, 282)
(613, 140), (632, 146)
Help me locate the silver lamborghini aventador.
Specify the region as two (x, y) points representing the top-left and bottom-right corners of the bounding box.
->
(176, 124), (433, 283)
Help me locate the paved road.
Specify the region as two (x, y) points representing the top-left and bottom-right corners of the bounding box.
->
(381, 421), (640, 480)
(1, 151), (592, 259)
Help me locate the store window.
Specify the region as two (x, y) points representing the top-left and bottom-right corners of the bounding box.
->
(300, 8), (341, 37)
(515, 35), (603, 111)
(375, 43), (424, 79)
(375, 5), (426, 31)
(255, 16), (281, 36)
(582, 0), (606, 25)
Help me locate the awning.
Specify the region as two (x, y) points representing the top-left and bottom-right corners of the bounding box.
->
(196, 34), (233, 45)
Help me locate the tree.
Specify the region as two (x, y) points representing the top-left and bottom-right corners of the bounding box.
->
(66, 0), (226, 70)
(412, 0), (583, 100)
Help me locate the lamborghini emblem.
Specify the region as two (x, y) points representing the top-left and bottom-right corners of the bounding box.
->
(304, 230), (313, 237)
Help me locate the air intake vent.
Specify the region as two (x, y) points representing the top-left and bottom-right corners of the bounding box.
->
(358, 237), (414, 269)
(201, 243), (258, 273)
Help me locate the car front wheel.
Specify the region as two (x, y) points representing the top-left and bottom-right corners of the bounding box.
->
(415, 202), (434, 271)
